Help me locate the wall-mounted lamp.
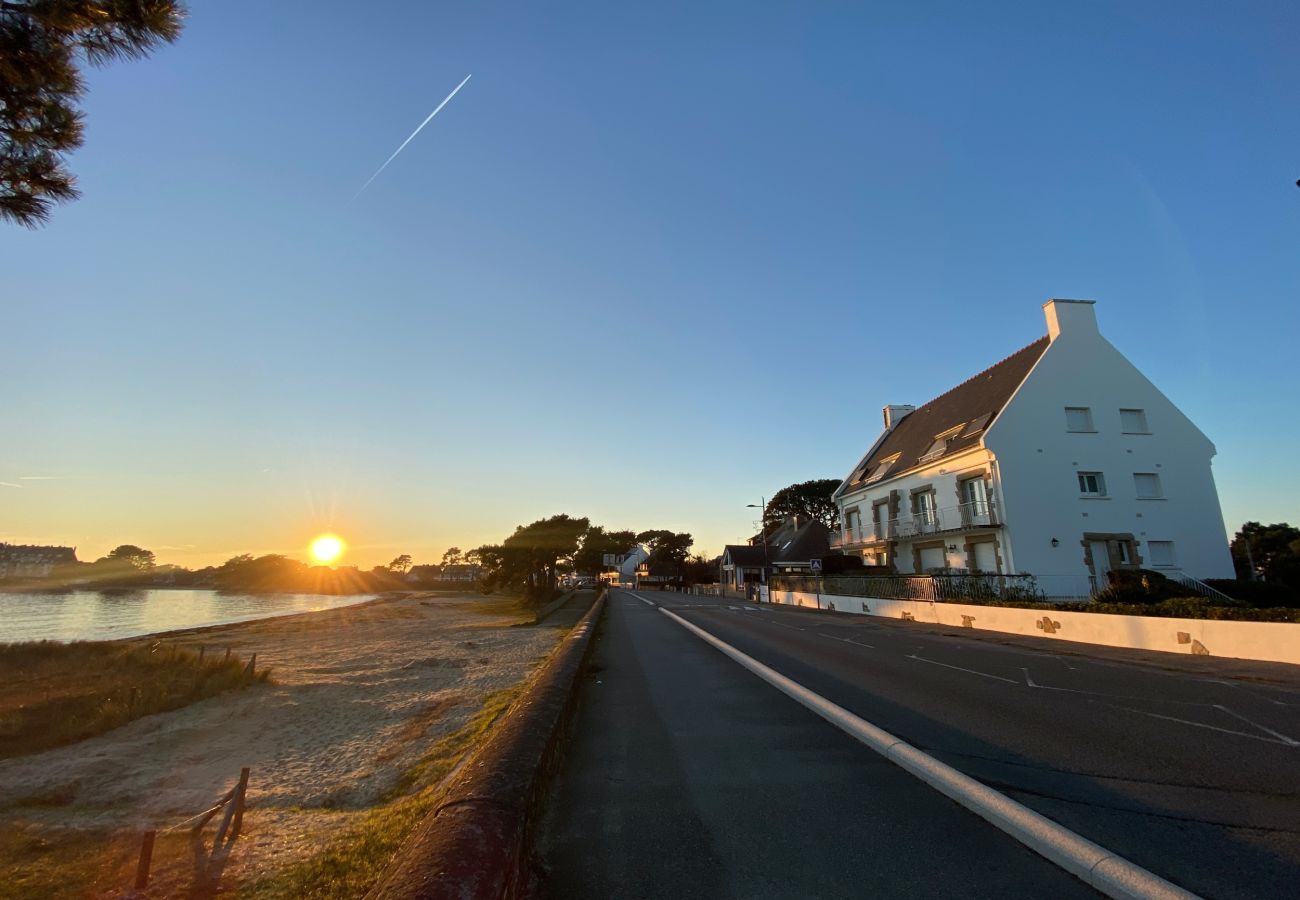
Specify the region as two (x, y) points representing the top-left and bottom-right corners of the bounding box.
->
(1050, 537), (1060, 548)
(947, 544), (957, 551)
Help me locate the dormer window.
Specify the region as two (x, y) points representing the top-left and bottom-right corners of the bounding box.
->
(865, 454), (901, 484)
(961, 413), (991, 438)
(918, 426), (964, 464)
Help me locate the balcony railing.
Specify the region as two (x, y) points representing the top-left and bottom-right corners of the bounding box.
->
(830, 501), (999, 549)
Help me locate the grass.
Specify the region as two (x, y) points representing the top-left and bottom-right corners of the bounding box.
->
(235, 686), (522, 900)
(0, 640), (270, 760)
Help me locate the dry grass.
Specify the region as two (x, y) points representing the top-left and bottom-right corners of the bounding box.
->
(0, 641), (269, 760)
(234, 686), (521, 899)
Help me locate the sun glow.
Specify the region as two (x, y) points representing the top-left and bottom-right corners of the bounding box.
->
(310, 534), (345, 565)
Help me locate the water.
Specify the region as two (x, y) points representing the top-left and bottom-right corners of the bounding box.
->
(0, 589), (376, 643)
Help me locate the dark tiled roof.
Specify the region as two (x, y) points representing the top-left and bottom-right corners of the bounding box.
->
(722, 544), (767, 567)
(841, 336), (1050, 492)
(768, 520), (831, 564)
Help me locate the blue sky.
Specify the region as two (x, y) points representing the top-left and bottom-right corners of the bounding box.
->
(2, 0), (1297, 567)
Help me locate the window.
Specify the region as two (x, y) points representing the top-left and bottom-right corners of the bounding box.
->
(865, 454), (900, 484)
(1078, 471), (1106, 496)
(1133, 473), (1163, 499)
(962, 477), (988, 511)
(1065, 407), (1095, 432)
(915, 491), (937, 525)
(1147, 541), (1176, 568)
(1120, 408), (1149, 434)
(846, 508), (861, 535)
(961, 413), (992, 438)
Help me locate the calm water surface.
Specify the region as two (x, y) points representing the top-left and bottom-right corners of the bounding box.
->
(0, 589), (376, 643)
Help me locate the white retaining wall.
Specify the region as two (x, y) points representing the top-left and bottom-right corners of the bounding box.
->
(769, 590), (1300, 666)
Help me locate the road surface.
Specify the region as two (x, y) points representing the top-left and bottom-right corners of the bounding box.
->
(536, 590), (1300, 898)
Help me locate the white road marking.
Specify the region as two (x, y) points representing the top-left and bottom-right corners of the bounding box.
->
(820, 634), (877, 650)
(1053, 655), (1080, 671)
(657, 606), (1198, 900)
(1109, 704), (1296, 748)
(1021, 668), (1093, 695)
(908, 654), (1019, 684)
(631, 594), (657, 608)
(1213, 705), (1300, 747)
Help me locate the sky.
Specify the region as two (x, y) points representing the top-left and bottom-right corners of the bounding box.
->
(2, 0), (1298, 569)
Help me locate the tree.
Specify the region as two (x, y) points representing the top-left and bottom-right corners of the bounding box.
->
(103, 543), (155, 570)
(388, 554), (413, 574)
(1, 0), (185, 226)
(477, 514), (591, 601)
(441, 547), (463, 566)
(763, 479), (841, 531)
(637, 529), (693, 579)
(1232, 522), (1300, 586)
(571, 526), (639, 575)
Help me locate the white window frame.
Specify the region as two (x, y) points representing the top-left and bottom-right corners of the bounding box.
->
(1065, 407), (1095, 432)
(1120, 408), (1150, 434)
(1133, 472), (1163, 500)
(1078, 471), (1106, 497)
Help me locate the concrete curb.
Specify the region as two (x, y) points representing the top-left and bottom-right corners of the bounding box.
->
(659, 605), (1201, 900)
(368, 591), (605, 900)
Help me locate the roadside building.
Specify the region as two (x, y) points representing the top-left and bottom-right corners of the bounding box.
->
(831, 299), (1233, 598)
(720, 517), (834, 590)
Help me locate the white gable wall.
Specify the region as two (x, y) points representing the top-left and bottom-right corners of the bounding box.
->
(986, 302), (1233, 582)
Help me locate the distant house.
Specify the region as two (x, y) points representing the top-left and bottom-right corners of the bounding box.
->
(831, 299), (1233, 597)
(720, 517), (833, 590)
(0, 543), (78, 580)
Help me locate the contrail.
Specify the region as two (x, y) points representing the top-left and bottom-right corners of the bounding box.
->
(353, 74), (472, 200)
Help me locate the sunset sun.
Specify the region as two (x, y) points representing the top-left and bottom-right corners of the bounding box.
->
(309, 534), (345, 565)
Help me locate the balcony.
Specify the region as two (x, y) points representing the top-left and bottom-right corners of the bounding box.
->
(830, 501), (999, 549)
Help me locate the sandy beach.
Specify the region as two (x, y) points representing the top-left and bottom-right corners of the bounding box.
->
(0, 591), (565, 896)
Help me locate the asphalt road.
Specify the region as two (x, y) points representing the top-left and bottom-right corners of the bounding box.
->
(535, 590), (1300, 899)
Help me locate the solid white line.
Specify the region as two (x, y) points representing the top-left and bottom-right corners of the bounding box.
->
(1212, 705), (1300, 747)
(629, 593), (656, 608)
(908, 654), (1019, 684)
(658, 606), (1199, 900)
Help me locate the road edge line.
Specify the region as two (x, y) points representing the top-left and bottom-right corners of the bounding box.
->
(658, 606), (1199, 900)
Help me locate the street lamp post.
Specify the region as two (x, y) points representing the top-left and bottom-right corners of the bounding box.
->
(746, 497), (769, 595)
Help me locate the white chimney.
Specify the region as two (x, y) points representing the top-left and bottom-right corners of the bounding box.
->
(883, 404), (915, 431)
(1043, 298), (1099, 342)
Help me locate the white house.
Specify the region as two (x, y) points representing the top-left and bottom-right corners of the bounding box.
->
(831, 299), (1234, 597)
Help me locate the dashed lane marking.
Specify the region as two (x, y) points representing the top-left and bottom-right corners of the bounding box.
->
(908, 654), (1018, 684)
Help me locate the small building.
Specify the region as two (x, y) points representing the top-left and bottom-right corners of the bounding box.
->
(0, 543), (78, 580)
(831, 299), (1234, 598)
(720, 517), (834, 590)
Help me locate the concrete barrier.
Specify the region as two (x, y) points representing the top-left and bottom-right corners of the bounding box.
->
(368, 591), (604, 900)
(768, 590), (1300, 665)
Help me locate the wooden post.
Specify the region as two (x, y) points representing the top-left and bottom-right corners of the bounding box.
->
(243, 654), (256, 677)
(198, 645), (205, 663)
(230, 768), (250, 840)
(223, 647), (231, 663)
(134, 830), (156, 889)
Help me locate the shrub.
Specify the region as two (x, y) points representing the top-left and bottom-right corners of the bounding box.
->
(1203, 579), (1300, 609)
(1092, 569), (1186, 604)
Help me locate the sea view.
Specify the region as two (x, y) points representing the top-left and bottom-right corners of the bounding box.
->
(0, 589), (376, 643)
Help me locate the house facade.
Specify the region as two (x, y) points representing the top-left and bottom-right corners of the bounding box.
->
(831, 300), (1234, 597)
(0, 543), (78, 580)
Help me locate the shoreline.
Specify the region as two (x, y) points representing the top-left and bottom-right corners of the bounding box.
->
(0, 589), (438, 645)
